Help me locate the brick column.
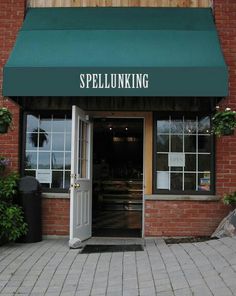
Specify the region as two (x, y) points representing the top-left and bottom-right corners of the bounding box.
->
(0, 1), (25, 171)
(214, 0), (236, 196)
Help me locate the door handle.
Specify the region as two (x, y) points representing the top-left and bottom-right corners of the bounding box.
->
(71, 183), (80, 189)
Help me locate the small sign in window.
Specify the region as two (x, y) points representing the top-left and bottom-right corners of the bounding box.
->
(36, 169), (52, 184)
(168, 153), (185, 167)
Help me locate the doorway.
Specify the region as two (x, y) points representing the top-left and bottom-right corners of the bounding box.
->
(92, 118), (143, 237)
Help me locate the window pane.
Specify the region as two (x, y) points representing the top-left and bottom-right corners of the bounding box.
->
(157, 120), (169, 134)
(38, 152), (50, 169)
(198, 173), (211, 191)
(25, 152), (37, 169)
(52, 133), (65, 151)
(39, 117), (51, 132)
(27, 115), (38, 133)
(24, 170), (36, 177)
(184, 119), (196, 134)
(198, 136), (211, 152)
(26, 133), (37, 150)
(51, 152), (64, 169)
(157, 135), (169, 152)
(157, 171), (169, 189)
(38, 132), (50, 150)
(184, 173), (196, 190)
(185, 154), (196, 171)
(171, 173), (182, 190)
(52, 171), (63, 188)
(65, 152), (71, 170)
(171, 135), (183, 152)
(199, 154), (211, 171)
(199, 116), (210, 134)
(170, 120), (183, 134)
(157, 154), (168, 171)
(52, 118), (65, 132)
(65, 171), (71, 189)
(185, 136), (196, 152)
(65, 133), (71, 151)
(66, 119), (72, 132)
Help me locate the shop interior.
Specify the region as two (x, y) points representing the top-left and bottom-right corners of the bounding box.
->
(92, 118), (143, 237)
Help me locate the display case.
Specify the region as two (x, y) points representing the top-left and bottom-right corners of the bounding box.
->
(98, 180), (143, 211)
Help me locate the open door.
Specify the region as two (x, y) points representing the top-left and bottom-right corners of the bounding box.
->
(70, 106), (92, 241)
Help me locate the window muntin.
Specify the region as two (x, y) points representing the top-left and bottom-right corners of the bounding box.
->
(24, 114), (71, 189)
(155, 115), (213, 194)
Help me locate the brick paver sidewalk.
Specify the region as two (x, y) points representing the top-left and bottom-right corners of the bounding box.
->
(0, 237), (236, 296)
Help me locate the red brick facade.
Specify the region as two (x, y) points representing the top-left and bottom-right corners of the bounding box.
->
(42, 198), (70, 236)
(214, 0), (236, 196)
(0, 0), (25, 171)
(0, 1), (236, 237)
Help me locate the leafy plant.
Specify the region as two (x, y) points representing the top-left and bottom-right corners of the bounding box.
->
(0, 172), (19, 202)
(212, 106), (236, 137)
(0, 171), (27, 243)
(223, 192), (236, 206)
(0, 107), (12, 125)
(0, 156), (10, 172)
(0, 201), (27, 242)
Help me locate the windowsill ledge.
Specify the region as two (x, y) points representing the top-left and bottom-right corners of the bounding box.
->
(42, 192), (70, 199)
(145, 195), (220, 201)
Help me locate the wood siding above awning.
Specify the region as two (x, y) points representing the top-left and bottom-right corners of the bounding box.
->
(3, 8), (228, 97)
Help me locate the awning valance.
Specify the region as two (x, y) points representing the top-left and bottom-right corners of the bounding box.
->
(3, 7), (228, 97)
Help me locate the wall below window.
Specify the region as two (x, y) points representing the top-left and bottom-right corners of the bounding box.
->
(42, 197), (70, 236)
(145, 200), (230, 237)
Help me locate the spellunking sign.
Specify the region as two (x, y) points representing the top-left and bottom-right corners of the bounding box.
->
(3, 67), (228, 97)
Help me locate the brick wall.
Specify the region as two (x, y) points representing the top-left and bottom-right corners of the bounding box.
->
(214, 0), (236, 196)
(0, 1), (25, 171)
(42, 198), (70, 236)
(145, 200), (230, 237)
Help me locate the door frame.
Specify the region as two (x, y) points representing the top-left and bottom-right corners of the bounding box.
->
(89, 111), (153, 238)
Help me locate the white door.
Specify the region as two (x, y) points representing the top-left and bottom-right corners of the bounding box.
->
(70, 106), (92, 241)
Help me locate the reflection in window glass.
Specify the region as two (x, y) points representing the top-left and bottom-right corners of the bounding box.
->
(155, 115), (212, 193)
(38, 153), (50, 169)
(171, 120), (183, 134)
(185, 154), (196, 171)
(25, 152), (37, 169)
(157, 120), (169, 134)
(199, 116), (210, 134)
(184, 120), (197, 134)
(198, 154), (211, 171)
(51, 152), (64, 169)
(27, 115), (39, 133)
(157, 135), (169, 152)
(198, 136), (211, 152)
(157, 154), (168, 171)
(185, 136), (196, 152)
(52, 133), (65, 151)
(171, 173), (182, 190)
(171, 135), (183, 152)
(39, 118), (51, 132)
(184, 173), (196, 190)
(52, 171), (63, 188)
(24, 114), (71, 189)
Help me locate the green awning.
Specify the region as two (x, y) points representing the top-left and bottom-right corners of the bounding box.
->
(3, 7), (228, 97)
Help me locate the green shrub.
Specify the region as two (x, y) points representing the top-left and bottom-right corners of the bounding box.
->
(0, 201), (27, 242)
(0, 172), (19, 202)
(223, 192), (236, 206)
(0, 172), (28, 242)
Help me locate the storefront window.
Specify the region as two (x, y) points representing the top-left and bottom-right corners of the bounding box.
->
(154, 115), (213, 194)
(24, 114), (71, 190)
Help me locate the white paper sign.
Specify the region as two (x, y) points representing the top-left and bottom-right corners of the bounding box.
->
(157, 172), (169, 189)
(36, 169), (52, 183)
(168, 153), (185, 167)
